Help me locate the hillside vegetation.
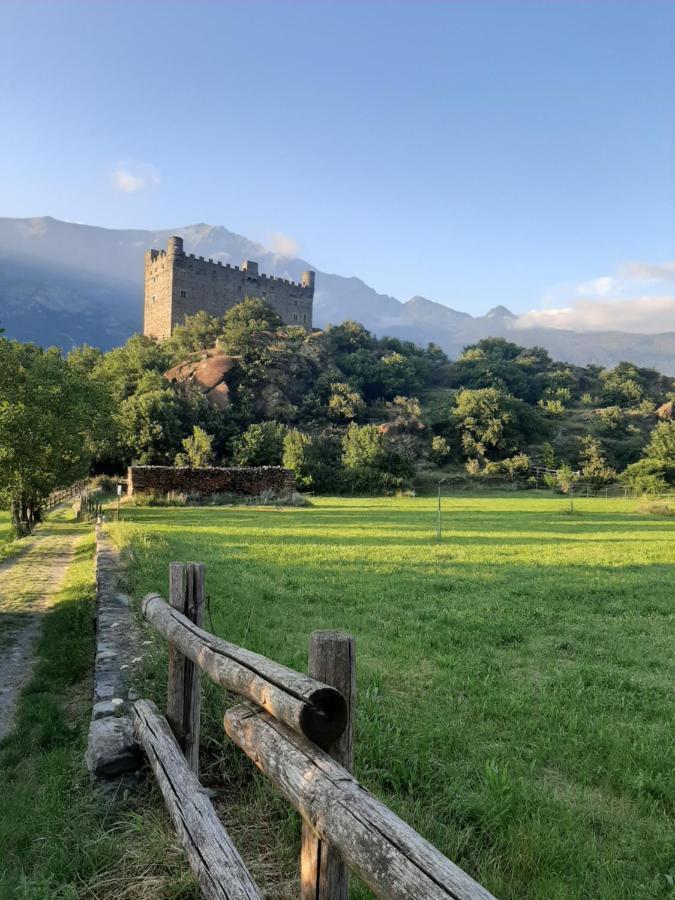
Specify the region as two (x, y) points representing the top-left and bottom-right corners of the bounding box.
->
(66, 301), (675, 495)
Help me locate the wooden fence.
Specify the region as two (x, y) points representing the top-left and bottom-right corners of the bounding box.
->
(133, 562), (496, 900)
(45, 479), (90, 510)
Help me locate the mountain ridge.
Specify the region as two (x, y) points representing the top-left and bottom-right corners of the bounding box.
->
(1, 215), (674, 373)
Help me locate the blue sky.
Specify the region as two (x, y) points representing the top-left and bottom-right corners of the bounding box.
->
(2, 0), (675, 326)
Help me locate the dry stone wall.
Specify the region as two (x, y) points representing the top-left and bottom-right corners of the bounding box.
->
(127, 465), (296, 497)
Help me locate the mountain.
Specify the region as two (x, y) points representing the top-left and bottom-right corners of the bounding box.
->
(1, 215), (675, 373)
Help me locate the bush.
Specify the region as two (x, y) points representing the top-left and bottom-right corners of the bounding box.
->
(232, 422), (286, 467)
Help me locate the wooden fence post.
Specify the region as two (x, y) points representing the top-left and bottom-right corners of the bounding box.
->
(300, 631), (355, 900)
(167, 562), (205, 775)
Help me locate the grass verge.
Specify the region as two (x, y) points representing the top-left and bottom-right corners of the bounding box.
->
(0, 529), (196, 899)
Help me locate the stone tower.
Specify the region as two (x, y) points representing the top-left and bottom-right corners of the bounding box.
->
(143, 236), (315, 340)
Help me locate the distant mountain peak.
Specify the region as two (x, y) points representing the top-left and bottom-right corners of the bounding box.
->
(484, 305), (516, 319)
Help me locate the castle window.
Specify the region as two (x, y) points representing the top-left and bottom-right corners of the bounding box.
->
(303, 314), (307, 323)
(293, 314), (298, 322)
(180, 290), (187, 298)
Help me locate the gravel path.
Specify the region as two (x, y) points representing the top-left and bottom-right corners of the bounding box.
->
(0, 511), (82, 741)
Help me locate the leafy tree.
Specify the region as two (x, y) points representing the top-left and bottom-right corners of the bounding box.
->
(341, 423), (413, 492)
(116, 372), (187, 465)
(377, 352), (420, 399)
(502, 453), (531, 481)
(232, 421), (286, 466)
(166, 311), (223, 362)
(93, 334), (172, 401)
(453, 387), (542, 463)
(579, 437), (616, 488)
(342, 423), (387, 471)
(0, 340), (103, 532)
(327, 382), (365, 422)
(644, 420), (675, 462)
(175, 426), (215, 467)
(430, 435), (451, 466)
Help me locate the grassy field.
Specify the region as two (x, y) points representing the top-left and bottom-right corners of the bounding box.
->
(110, 495), (674, 900)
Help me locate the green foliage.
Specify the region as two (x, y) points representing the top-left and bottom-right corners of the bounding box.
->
(341, 423), (413, 492)
(175, 425), (215, 467)
(453, 387), (543, 463)
(232, 421), (286, 466)
(166, 311), (223, 362)
(579, 437), (616, 488)
(430, 435), (451, 466)
(0, 339), (104, 529)
(327, 382), (365, 422)
(621, 421), (675, 493)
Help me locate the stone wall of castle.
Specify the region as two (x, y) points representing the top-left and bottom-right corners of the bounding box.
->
(143, 236), (314, 340)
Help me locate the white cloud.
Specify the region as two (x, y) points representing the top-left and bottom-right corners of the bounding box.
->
(524, 258), (675, 334)
(268, 231), (299, 257)
(112, 162), (160, 194)
(618, 261), (675, 283)
(516, 295), (675, 334)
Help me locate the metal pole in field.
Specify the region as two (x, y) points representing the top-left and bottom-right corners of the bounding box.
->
(436, 477), (447, 540)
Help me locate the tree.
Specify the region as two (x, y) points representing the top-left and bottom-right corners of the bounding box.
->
(377, 352), (420, 399)
(327, 382), (365, 422)
(166, 311), (223, 362)
(453, 387), (541, 463)
(175, 426), (215, 467)
(232, 421), (286, 466)
(579, 437), (616, 488)
(621, 421), (675, 493)
(217, 298), (282, 355)
(282, 429), (316, 489)
(341, 423), (413, 493)
(116, 372), (187, 465)
(0, 339), (103, 532)
(430, 435), (451, 466)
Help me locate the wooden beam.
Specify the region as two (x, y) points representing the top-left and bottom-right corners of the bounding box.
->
(224, 704), (496, 900)
(167, 562), (205, 774)
(301, 631), (355, 900)
(142, 592), (347, 749)
(133, 699), (263, 900)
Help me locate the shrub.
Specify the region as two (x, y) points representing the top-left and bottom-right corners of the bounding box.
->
(232, 422), (286, 467)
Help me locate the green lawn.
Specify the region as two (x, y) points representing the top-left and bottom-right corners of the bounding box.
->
(111, 495), (674, 900)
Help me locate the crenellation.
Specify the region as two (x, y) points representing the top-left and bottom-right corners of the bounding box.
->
(143, 235), (314, 340)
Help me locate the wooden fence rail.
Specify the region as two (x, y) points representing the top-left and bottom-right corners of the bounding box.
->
(45, 479), (89, 510)
(134, 561), (496, 900)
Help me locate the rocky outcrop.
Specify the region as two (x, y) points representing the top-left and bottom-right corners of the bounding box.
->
(164, 348), (240, 410)
(656, 400), (673, 420)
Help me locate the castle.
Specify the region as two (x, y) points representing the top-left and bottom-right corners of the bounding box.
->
(143, 236), (315, 340)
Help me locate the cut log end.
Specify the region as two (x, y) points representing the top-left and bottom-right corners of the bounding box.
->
(300, 686), (348, 749)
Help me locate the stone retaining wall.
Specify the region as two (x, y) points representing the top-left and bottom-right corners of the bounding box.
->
(85, 527), (141, 787)
(127, 465), (296, 497)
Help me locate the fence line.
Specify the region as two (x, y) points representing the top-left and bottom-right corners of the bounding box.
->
(134, 562), (495, 900)
(45, 479), (89, 510)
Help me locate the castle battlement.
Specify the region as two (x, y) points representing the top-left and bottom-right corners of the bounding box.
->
(143, 236), (314, 341)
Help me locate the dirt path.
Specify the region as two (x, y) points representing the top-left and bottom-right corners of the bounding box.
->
(0, 509), (84, 741)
